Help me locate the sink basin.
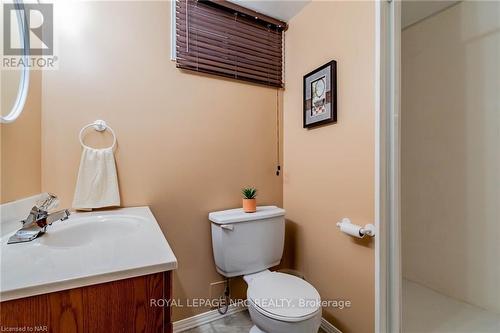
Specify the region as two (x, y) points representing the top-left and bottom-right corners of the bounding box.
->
(1, 206), (177, 302)
(38, 215), (142, 248)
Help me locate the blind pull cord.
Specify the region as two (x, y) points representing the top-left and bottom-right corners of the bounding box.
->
(185, 0), (189, 52)
(276, 88), (281, 176)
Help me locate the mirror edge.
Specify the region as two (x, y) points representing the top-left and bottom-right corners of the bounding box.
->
(1, 0), (31, 124)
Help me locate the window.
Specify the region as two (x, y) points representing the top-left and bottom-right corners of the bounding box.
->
(175, 0), (287, 88)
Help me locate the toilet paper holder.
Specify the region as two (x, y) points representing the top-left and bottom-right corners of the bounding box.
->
(336, 218), (376, 238)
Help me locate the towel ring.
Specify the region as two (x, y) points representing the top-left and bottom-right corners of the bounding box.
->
(79, 120), (116, 150)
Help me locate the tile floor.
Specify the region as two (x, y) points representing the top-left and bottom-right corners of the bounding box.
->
(184, 310), (326, 333)
(182, 280), (500, 333)
(403, 279), (500, 333)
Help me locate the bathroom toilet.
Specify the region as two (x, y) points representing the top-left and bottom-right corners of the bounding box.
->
(209, 206), (322, 333)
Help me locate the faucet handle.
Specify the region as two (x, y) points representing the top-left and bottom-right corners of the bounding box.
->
(36, 193), (59, 212)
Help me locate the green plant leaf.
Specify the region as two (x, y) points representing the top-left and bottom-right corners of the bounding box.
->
(242, 187), (257, 199)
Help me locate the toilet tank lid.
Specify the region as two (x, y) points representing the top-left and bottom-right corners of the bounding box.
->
(209, 206), (285, 224)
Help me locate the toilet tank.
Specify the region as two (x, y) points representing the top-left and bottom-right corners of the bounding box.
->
(209, 206), (285, 277)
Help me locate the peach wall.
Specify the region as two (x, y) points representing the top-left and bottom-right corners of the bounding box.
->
(283, 1), (375, 332)
(1, 71), (42, 203)
(41, 1), (282, 321)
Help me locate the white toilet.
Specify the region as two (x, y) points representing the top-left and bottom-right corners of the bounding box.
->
(209, 206), (322, 333)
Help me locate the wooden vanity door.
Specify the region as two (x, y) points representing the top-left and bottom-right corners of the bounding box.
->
(0, 271), (172, 333)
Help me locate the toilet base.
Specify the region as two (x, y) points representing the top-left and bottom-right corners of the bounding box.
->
(249, 325), (266, 333)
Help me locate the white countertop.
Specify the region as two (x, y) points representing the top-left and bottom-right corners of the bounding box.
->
(0, 206), (177, 302)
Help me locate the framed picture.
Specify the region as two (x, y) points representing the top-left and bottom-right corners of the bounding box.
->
(303, 60), (337, 128)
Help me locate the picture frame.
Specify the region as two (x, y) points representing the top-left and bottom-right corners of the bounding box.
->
(303, 60), (337, 128)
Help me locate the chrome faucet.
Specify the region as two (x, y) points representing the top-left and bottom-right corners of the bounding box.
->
(7, 193), (71, 244)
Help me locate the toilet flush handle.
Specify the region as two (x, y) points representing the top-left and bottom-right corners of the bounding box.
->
(220, 224), (234, 231)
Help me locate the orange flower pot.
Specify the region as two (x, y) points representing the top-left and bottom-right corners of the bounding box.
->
(243, 199), (256, 213)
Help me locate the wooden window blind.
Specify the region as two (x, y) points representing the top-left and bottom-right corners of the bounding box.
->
(175, 0), (287, 88)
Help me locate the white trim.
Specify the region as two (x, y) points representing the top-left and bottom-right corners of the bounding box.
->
(387, 0), (402, 331)
(320, 317), (343, 333)
(173, 304), (246, 332)
(375, 2), (382, 332)
(170, 0), (177, 60)
(374, 1), (387, 332)
(375, 0), (401, 332)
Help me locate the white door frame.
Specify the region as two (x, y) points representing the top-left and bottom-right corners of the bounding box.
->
(375, 0), (401, 332)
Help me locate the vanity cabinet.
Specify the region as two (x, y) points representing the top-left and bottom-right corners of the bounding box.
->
(0, 271), (172, 333)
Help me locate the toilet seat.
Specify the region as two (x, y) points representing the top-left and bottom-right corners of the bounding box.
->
(247, 272), (321, 323)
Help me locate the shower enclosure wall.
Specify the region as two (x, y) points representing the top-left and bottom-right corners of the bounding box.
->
(401, 1), (500, 332)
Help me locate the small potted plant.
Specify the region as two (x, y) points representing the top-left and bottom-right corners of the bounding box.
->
(242, 187), (257, 213)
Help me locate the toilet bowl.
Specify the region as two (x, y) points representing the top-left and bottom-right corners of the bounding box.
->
(244, 270), (322, 333)
(209, 206), (322, 333)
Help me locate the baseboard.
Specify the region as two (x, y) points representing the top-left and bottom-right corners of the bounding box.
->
(321, 317), (343, 333)
(173, 306), (342, 333)
(172, 304), (246, 332)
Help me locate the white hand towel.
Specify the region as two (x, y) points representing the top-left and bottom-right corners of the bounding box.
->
(72, 146), (120, 209)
